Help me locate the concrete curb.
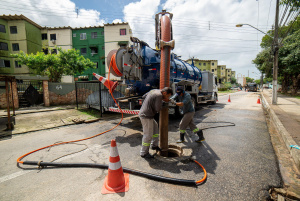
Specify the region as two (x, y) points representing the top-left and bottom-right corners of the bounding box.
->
(261, 92), (300, 171)
(0, 115), (137, 138)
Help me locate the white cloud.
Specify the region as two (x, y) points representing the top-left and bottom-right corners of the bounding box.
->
(123, 0), (160, 46)
(123, 0), (276, 78)
(112, 19), (123, 23)
(0, 0), (106, 27)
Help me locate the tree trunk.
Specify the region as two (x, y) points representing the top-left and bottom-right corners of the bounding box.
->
(291, 74), (300, 96)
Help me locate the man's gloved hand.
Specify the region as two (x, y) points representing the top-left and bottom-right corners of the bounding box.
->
(169, 99), (176, 105)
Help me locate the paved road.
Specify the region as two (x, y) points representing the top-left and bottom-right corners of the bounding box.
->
(0, 91), (281, 200)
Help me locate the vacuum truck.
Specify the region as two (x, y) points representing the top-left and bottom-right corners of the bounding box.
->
(92, 36), (218, 116)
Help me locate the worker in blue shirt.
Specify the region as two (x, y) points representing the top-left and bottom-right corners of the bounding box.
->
(170, 86), (205, 143)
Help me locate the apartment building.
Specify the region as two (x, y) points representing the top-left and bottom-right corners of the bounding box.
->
(217, 65), (226, 83)
(0, 15), (42, 76)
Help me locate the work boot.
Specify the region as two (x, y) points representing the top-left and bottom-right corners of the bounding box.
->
(151, 146), (161, 152)
(176, 133), (185, 143)
(195, 130), (205, 143)
(141, 153), (155, 159)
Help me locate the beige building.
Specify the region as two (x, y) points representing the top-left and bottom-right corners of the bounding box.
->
(217, 65), (226, 83)
(186, 59), (218, 76)
(231, 71), (236, 79)
(225, 68), (232, 82)
(41, 27), (72, 53)
(104, 22), (132, 80)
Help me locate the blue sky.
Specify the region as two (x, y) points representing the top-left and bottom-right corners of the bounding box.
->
(0, 0), (280, 79)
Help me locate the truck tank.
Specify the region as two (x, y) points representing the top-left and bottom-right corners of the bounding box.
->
(107, 40), (202, 96)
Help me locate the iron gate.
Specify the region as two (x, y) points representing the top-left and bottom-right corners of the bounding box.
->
(17, 80), (43, 108)
(75, 81), (125, 116)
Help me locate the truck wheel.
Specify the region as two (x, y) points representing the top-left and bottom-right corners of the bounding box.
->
(211, 94), (217, 105)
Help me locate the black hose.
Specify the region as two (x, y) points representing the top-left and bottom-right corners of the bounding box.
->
(23, 161), (197, 186)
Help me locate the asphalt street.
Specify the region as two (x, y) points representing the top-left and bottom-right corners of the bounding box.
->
(0, 91), (282, 200)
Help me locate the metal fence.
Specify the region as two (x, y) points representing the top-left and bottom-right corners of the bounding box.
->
(75, 81), (125, 116)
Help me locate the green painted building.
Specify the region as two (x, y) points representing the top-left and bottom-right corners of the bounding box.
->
(0, 15), (42, 76)
(72, 26), (105, 81)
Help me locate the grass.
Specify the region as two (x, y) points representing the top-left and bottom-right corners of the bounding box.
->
(218, 90), (235, 93)
(78, 108), (102, 119)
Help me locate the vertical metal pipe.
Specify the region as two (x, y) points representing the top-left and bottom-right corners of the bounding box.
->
(99, 82), (102, 117)
(159, 14), (171, 157)
(10, 80), (15, 116)
(5, 78), (11, 130)
(75, 82), (78, 110)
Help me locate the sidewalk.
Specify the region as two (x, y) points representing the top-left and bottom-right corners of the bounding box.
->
(261, 89), (300, 198)
(0, 106), (120, 137)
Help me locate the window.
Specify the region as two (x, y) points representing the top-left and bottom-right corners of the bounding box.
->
(222, 67), (224, 70)
(80, 33), (87, 40)
(41, 33), (47, 40)
(212, 62), (214, 66)
(203, 63), (206, 66)
(102, 46), (105, 50)
(199, 63), (201, 66)
(81, 48), (87, 55)
(90, 47), (98, 54)
(0, 24), (5, 33)
(203, 69), (206, 71)
(15, 61), (21, 68)
(12, 43), (19, 51)
(73, 33), (76, 37)
(91, 32), (97, 39)
(102, 61), (105, 65)
(0, 59), (11, 68)
(94, 62), (98, 69)
(43, 48), (48, 54)
(120, 29), (126, 35)
(10, 26), (17, 34)
(50, 34), (56, 40)
(101, 31), (104, 35)
(0, 42), (8, 50)
(212, 69), (214, 72)
(51, 49), (57, 54)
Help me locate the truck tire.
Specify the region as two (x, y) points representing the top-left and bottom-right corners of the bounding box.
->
(211, 93), (217, 105)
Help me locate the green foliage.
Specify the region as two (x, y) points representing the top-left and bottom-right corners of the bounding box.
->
(12, 47), (96, 82)
(230, 77), (237, 84)
(223, 82), (232, 89)
(245, 77), (254, 83)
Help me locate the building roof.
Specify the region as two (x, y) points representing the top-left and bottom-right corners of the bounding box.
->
(73, 25), (104, 30)
(104, 22), (129, 26)
(0, 14), (43, 29)
(43, 26), (72, 30)
(187, 59), (218, 62)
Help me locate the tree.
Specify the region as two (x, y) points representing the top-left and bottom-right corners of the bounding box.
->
(246, 77), (254, 83)
(230, 77), (237, 84)
(279, 29), (300, 95)
(13, 47), (96, 82)
(253, 15), (300, 94)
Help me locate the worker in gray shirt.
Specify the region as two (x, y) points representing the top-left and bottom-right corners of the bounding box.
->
(170, 86), (205, 143)
(139, 87), (173, 158)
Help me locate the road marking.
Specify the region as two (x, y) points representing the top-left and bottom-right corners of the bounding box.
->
(0, 144), (106, 184)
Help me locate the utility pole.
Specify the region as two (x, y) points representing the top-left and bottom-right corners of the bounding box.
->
(272, 0), (279, 104)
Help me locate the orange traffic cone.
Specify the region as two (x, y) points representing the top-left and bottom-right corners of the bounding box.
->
(228, 95), (231, 102)
(93, 72), (118, 92)
(257, 96), (261, 104)
(101, 139), (129, 194)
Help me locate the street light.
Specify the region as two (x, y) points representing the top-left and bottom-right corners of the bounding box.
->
(236, 3), (280, 105)
(236, 24), (274, 39)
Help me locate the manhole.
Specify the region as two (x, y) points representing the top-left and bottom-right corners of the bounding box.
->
(154, 144), (192, 163)
(160, 144), (182, 158)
